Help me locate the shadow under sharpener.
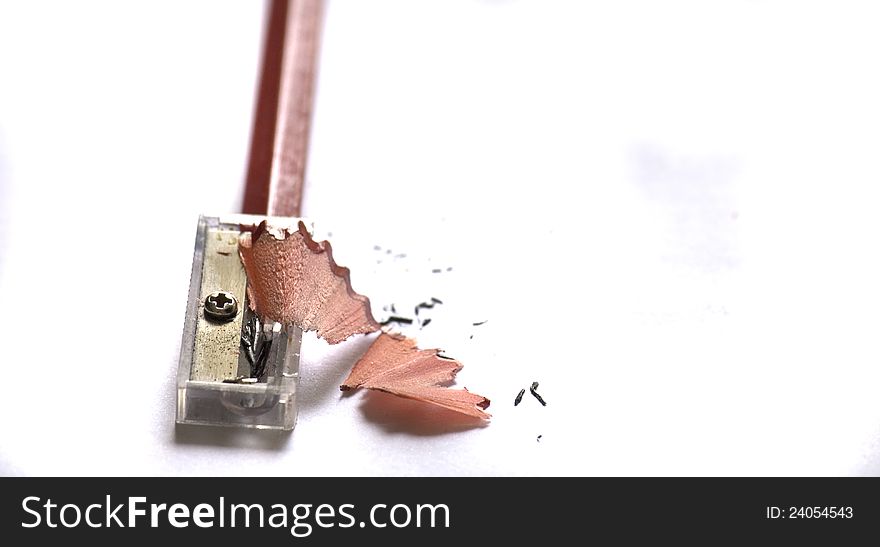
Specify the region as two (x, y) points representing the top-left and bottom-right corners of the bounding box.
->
(177, 215), (302, 431)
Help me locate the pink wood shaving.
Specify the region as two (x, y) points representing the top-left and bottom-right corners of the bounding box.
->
(239, 221), (380, 344)
(340, 333), (491, 419)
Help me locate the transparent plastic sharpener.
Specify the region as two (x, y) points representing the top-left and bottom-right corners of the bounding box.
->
(176, 215), (302, 430)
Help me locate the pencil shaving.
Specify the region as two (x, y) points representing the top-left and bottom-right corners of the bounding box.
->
(340, 332), (491, 419)
(238, 220), (380, 344)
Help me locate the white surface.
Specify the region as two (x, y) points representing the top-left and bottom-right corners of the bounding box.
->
(1, 0), (880, 476)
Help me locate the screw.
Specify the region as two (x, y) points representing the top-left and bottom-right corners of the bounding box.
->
(204, 291), (238, 322)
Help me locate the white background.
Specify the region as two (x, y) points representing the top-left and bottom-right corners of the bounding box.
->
(2, 0), (880, 476)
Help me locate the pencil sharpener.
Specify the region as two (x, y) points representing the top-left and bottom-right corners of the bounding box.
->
(177, 214), (302, 431)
